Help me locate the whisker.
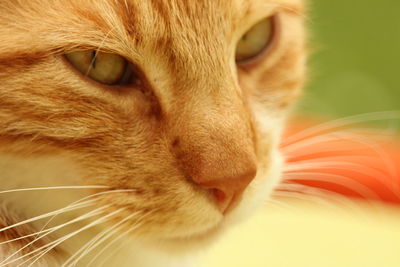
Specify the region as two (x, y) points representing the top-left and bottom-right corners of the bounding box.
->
(282, 133), (352, 156)
(36, 189), (136, 240)
(85, 26), (117, 77)
(86, 209), (156, 267)
(10, 204), (119, 266)
(0, 203), (103, 266)
(281, 119), (400, 202)
(272, 190), (344, 211)
(337, 131), (400, 182)
(285, 160), (400, 197)
(17, 189), (137, 266)
(265, 198), (301, 212)
(65, 211), (143, 267)
(0, 188), (136, 266)
(275, 183), (376, 212)
(24, 207), (126, 267)
(0, 200), (95, 245)
(284, 172), (382, 200)
(286, 157), (378, 169)
(0, 199), (97, 234)
(285, 158), (385, 175)
(0, 185), (108, 195)
(0, 230), (53, 246)
(282, 111), (400, 147)
(283, 131), (388, 160)
(97, 237), (128, 267)
(284, 130), (400, 183)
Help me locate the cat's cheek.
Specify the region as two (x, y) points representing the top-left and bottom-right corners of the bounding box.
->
(89, 180), (224, 240)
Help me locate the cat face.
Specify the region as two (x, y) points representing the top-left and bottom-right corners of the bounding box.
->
(0, 0), (305, 248)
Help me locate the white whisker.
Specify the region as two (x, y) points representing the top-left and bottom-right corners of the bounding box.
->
(284, 130), (400, 185)
(284, 172), (382, 200)
(86, 209), (156, 267)
(64, 211), (142, 267)
(282, 133), (352, 156)
(285, 156), (380, 171)
(338, 131), (400, 184)
(265, 198), (300, 212)
(0, 200), (95, 245)
(85, 26), (117, 77)
(9, 206), (114, 267)
(283, 111), (400, 147)
(36, 189), (136, 240)
(0, 230), (53, 245)
(24, 207), (126, 267)
(272, 190), (343, 211)
(285, 160), (400, 197)
(0, 185), (108, 195)
(276, 183), (376, 212)
(97, 237), (128, 267)
(0, 199), (96, 234)
(285, 158), (385, 174)
(0, 203), (104, 266)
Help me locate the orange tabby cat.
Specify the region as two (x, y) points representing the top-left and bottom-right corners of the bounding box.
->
(0, 0), (306, 266)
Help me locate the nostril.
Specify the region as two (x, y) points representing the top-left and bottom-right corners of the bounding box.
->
(211, 188), (240, 214)
(212, 188), (227, 203)
(211, 188), (232, 214)
(199, 167), (257, 213)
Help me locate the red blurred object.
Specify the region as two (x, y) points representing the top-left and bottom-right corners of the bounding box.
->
(280, 118), (400, 205)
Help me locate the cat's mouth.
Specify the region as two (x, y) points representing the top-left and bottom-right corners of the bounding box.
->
(159, 197), (247, 246)
(221, 191), (244, 215)
(168, 192), (246, 241)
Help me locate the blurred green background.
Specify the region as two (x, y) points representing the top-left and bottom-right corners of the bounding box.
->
(298, 0), (400, 125)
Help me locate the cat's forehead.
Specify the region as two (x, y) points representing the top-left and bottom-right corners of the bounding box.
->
(103, 0), (303, 33)
(120, 0), (303, 17)
(62, 0), (303, 56)
(56, 0), (303, 38)
(1, 0), (303, 50)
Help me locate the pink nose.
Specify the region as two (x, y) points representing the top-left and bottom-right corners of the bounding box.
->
(196, 168), (257, 214)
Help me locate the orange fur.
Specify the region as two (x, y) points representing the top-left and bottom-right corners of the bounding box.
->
(0, 0), (306, 265)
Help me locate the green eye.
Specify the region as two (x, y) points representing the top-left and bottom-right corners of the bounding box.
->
(235, 17), (274, 63)
(65, 51), (134, 85)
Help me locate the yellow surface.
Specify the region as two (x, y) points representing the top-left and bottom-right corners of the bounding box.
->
(205, 201), (400, 267)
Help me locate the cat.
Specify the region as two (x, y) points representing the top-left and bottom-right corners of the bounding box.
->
(0, 0), (306, 266)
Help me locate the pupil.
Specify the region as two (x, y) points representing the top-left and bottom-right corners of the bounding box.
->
(91, 51), (97, 69)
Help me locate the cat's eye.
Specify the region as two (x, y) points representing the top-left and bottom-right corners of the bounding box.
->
(65, 51), (134, 86)
(235, 17), (274, 63)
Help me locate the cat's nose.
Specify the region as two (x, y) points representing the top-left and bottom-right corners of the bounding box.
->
(195, 166), (257, 214)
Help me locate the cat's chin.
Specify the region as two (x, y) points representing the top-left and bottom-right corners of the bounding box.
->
(142, 219), (227, 255)
(136, 200), (246, 253)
